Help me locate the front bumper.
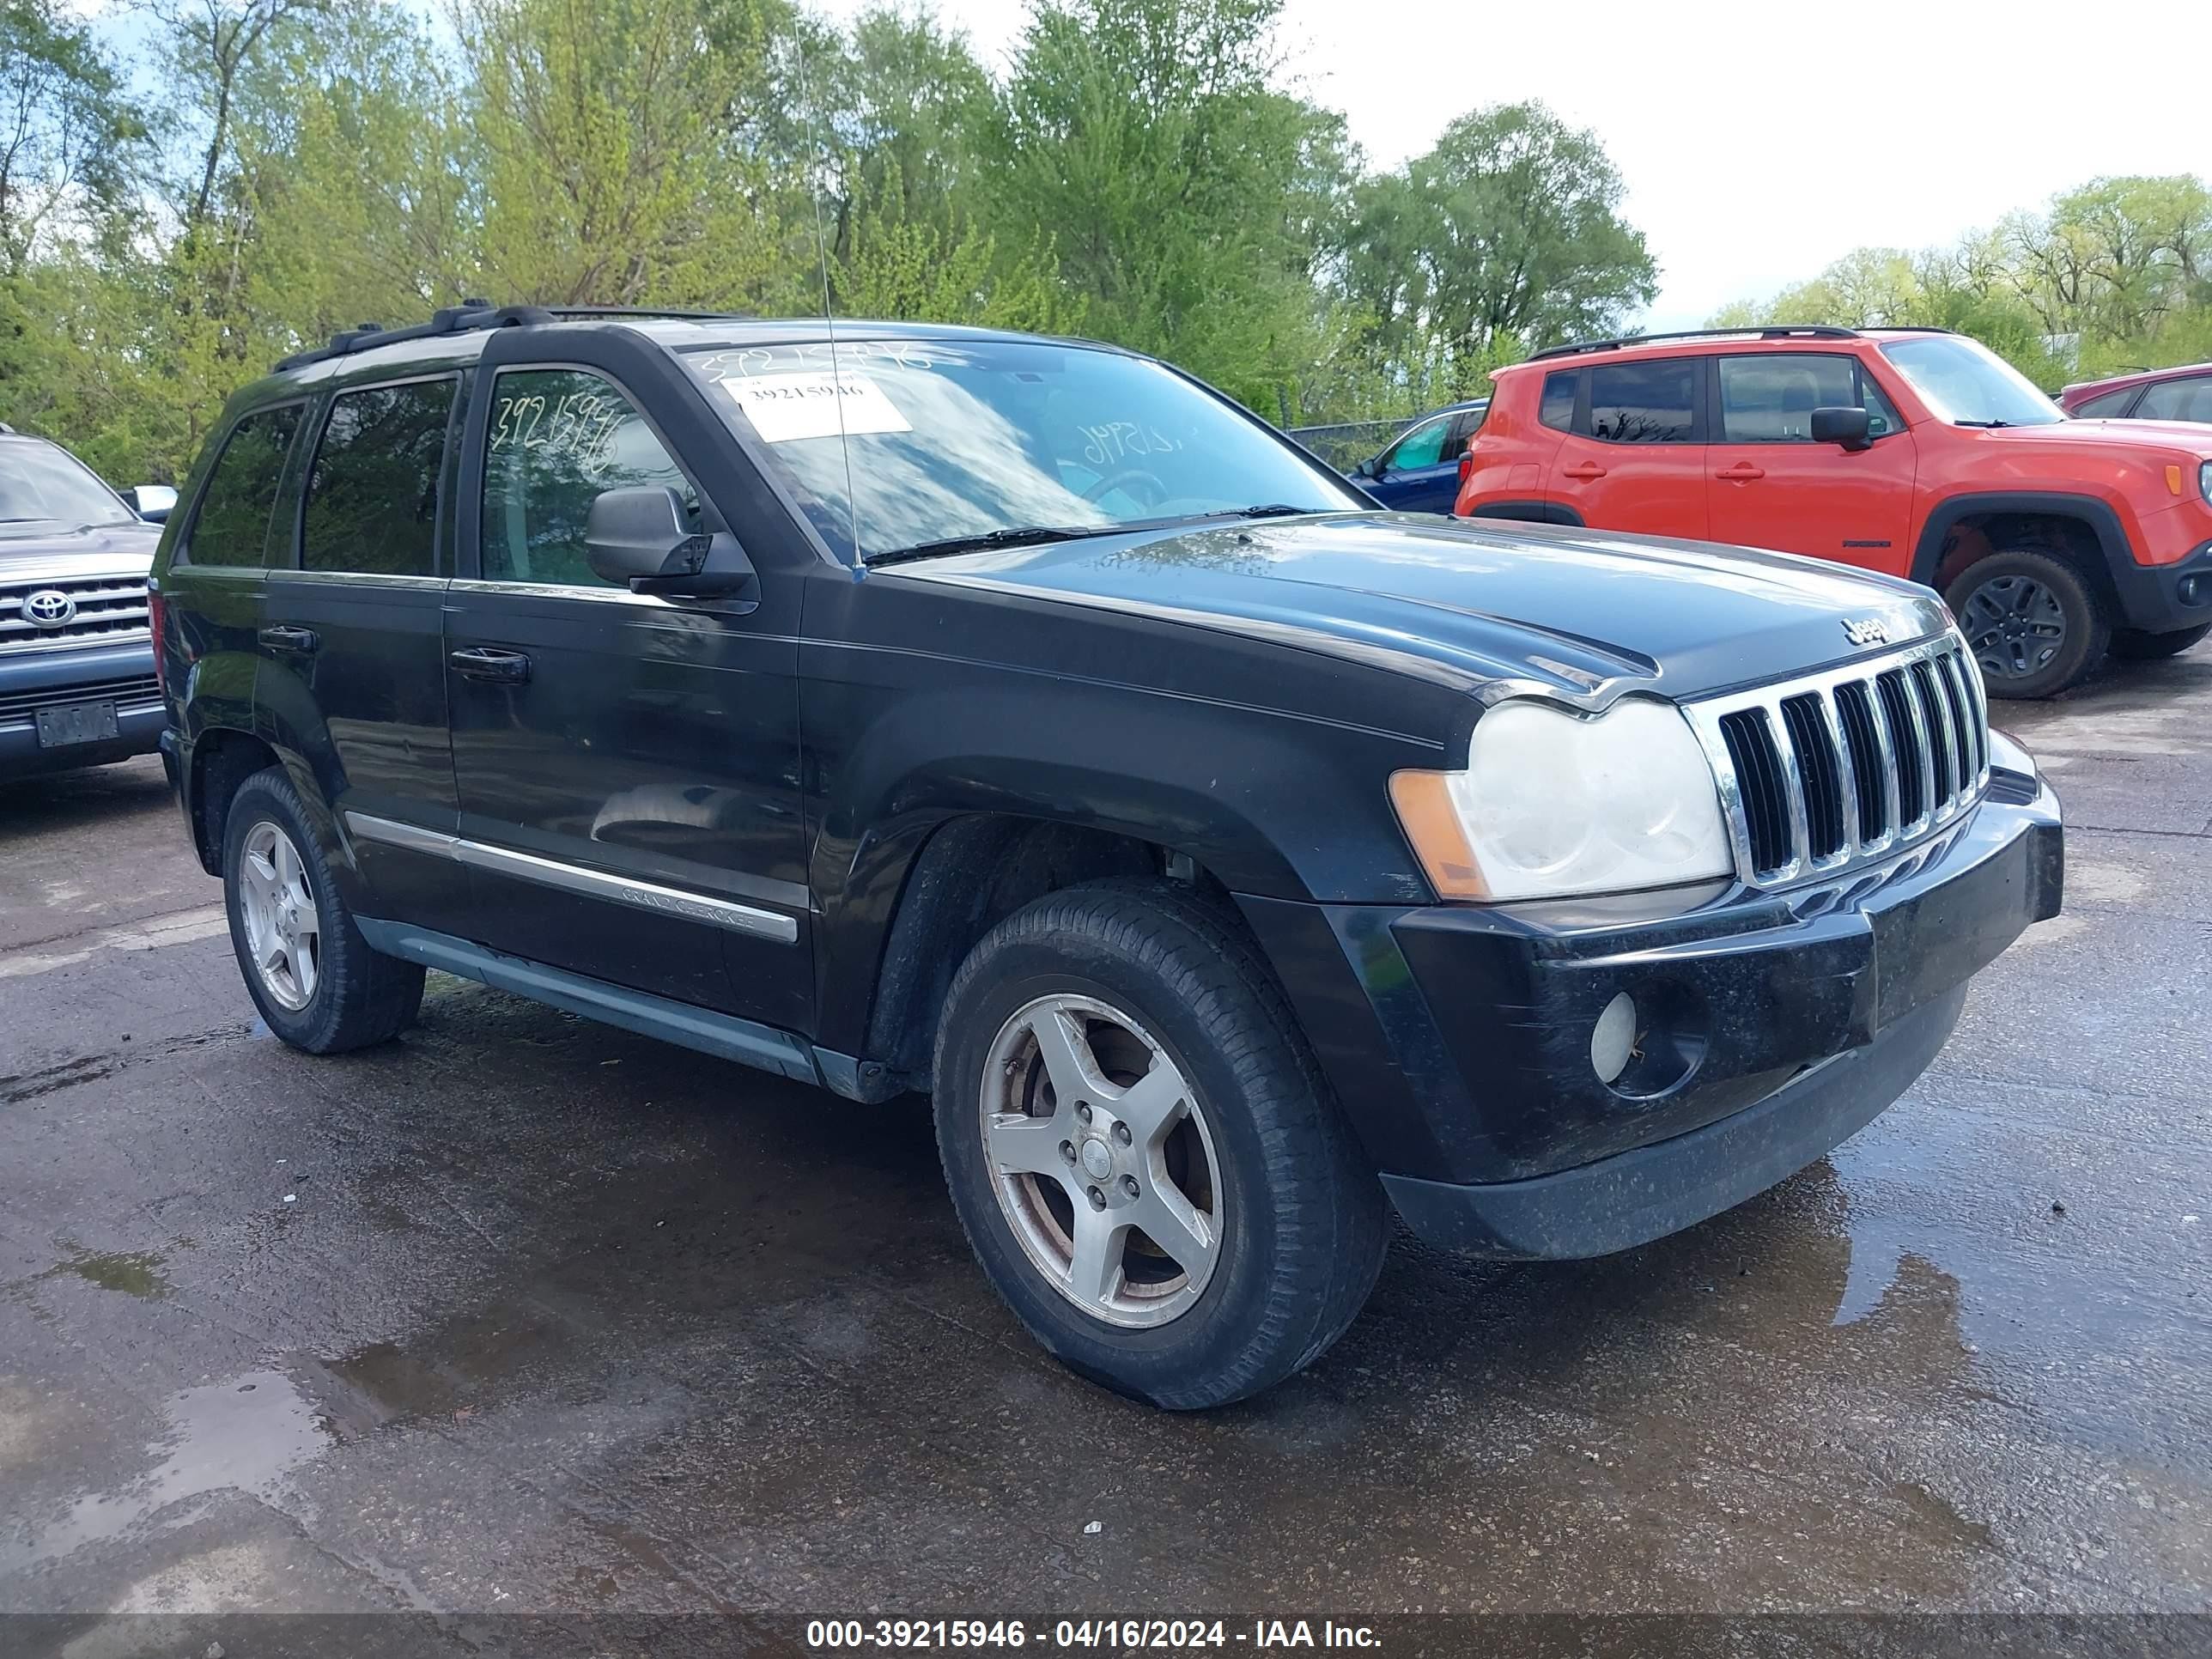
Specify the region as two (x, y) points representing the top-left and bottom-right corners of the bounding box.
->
(2109, 538), (2212, 635)
(1240, 735), (2063, 1260)
(0, 641), (164, 779)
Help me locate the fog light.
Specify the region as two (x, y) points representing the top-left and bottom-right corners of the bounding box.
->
(1590, 992), (1638, 1085)
(2180, 574), (2206, 608)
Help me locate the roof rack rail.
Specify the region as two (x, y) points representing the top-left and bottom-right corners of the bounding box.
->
(273, 302), (754, 372)
(1528, 323), (1960, 362)
(1530, 325), (1862, 362)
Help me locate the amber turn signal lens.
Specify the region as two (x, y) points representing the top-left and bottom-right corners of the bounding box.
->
(2167, 464), (2185, 496)
(1389, 769), (1488, 900)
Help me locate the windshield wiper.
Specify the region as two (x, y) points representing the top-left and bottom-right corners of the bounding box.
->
(1177, 503), (1314, 522)
(1954, 419), (2020, 428)
(861, 524), (1120, 568)
(860, 505), (1327, 569)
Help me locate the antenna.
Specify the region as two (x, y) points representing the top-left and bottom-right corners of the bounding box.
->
(792, 27), (862, 564)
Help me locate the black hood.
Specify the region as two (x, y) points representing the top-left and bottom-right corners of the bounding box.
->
(884, 513), (1949, 702)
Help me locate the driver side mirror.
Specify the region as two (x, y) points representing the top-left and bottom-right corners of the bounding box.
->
(585, 486), (755, 599)
(123, 484), (178, 523)
(1809, 406), (1874, 452)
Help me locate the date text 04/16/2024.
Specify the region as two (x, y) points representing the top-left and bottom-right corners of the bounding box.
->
(804, 1620), (1382, 1650)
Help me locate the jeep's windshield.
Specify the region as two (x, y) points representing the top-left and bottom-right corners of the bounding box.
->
(0, 439), (137, 531)
(684, 339), (1363, 563)
(1878, 335), (2065, 428)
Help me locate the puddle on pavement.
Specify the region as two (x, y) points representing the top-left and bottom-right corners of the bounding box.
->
(40, 1244), (175, 1301)
(0, 1370), (334, 1573)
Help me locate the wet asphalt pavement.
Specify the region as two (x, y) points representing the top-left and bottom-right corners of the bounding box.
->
(2, 648), (2209, 1647)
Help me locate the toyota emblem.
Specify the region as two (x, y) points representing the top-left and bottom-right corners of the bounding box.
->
(23, 588), (77, 629)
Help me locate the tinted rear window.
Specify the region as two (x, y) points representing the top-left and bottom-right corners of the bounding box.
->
(301, 380), (457, 575)
(187, 406), (305, 567)
(1539, 372), (1577, 432)
(1589, 362), (1696, 443)
(2070, 386), (2137, 418)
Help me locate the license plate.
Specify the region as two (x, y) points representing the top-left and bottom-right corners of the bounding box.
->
(33, 701), (120, 749)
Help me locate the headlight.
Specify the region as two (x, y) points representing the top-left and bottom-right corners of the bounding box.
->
(2200, 460), (2211, 506)
(1390, 698), (1734, 902)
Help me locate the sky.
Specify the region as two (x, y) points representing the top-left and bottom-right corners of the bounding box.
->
(816, 0), (2212, 330)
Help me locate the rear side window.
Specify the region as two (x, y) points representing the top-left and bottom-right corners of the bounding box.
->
(186, 406), (304, 567)
(478, 368), (700, 588)
(301, 379), (458, 575)
(1589, 362), (1696, 443)
(2135, 375), (2212, 423)
(1717, 353), (1905, 441)
(2070, 386), (2137, 418)
(1539, 372), (1577, 432)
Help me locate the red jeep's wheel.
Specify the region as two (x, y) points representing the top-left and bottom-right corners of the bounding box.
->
(1948, 550), (2108, 699)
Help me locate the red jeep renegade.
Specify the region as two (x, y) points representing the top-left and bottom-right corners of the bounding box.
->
(1455, 326), (2212, 696)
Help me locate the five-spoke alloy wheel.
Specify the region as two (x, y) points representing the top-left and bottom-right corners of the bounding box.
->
(220, 766), (424, 1052)
(237, 818), (322, 1012)
(981, 994), (1223, 1328)
(934, 880), (1388, 1410)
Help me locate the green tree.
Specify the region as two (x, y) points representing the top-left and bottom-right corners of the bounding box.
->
(986, 0), (1350, 412)
(1334, 101), (1655, 404)
(0, 0), (146, 274)
(456, 0), (795, 308)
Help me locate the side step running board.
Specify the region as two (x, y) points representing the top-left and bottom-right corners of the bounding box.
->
(353, 919), (902, 1102)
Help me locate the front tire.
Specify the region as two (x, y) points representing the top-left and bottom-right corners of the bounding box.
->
(222, 767), (424, 1053)
(933, 880), (1388, 1409)
(1947, 549), (2108, 699)
(2107, 621), (2212, 661)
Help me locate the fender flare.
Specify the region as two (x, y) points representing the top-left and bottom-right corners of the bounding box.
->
(1464, 499), (1585, 527)
(1910, 490), (2131, 592)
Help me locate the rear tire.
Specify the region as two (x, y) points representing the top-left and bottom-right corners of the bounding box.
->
(1947, 549), (2107, 699)
(221, 767), (424, 1054)
(932, 879), (1388, 1410)
(2107, 621), (2212, 661)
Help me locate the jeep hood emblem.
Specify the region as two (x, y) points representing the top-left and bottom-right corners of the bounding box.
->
(1841, 617), (1890, 647)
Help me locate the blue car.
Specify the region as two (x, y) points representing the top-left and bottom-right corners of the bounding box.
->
(1347, 400), (1488, 514)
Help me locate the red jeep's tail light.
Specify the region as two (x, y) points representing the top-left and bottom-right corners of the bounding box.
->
(148, 586), (167, 696)
(1458, 450), (1474, 485)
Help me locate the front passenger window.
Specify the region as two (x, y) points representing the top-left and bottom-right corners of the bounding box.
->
(1380, 417), (1449, 472)
(479, 368), (700, 587)
(2136, 376), (2212, 423)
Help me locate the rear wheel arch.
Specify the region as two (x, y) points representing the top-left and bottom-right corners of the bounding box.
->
(185, 726), (280, 877)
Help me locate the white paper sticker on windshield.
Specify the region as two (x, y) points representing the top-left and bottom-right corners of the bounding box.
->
(717, 371), (911, 442)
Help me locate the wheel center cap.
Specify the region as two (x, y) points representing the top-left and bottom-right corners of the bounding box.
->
(1079, 1138), (1114, 1181)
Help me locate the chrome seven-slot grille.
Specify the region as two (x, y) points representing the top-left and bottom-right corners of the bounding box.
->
(0, 573), (152, 654)
(1682, 634), (1990, 890)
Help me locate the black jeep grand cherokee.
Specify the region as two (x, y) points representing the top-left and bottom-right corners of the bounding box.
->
(151, 305), (2063, 1407)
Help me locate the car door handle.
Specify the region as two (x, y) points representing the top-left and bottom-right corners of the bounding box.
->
(1562, 463), (1607, 480)
(257, 624), (319, 656)
(1715, 463), (1766, 481)
(448, 647), (532, 684)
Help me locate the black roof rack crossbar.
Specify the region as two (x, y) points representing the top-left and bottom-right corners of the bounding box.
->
(273, 302), (755, 372)
(1529, 323), (1956, 362)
